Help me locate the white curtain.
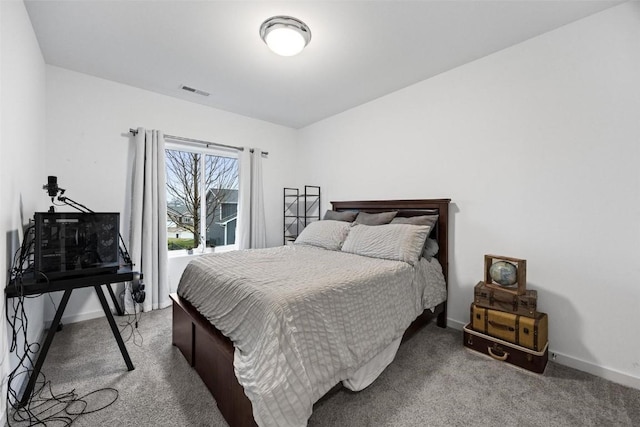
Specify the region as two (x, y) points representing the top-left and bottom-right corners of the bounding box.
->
(237, 148), (266, 249)
(129, 128), (169, 311)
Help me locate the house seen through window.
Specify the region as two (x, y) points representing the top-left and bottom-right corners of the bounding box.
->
(165, 143), (239, 252)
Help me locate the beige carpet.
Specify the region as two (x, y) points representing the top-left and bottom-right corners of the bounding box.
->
(7, 307), (640, 426)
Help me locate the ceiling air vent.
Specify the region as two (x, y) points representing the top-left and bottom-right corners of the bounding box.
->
(180, 85), (210, 97)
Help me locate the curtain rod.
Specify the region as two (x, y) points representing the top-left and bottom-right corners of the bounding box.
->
(128, 128), (268, 156)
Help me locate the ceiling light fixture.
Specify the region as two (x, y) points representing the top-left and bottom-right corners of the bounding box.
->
(259, 16), (311, 57)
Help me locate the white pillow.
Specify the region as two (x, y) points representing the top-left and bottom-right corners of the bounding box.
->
(293, 220), (351, 251)
(341, 224), (430, 265)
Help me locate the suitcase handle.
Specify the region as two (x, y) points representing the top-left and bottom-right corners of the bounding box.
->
(487, 345), (509, 361)
(488, 320), (515, 332)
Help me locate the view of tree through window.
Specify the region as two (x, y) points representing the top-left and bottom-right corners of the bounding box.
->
(166, 148), (239, 251)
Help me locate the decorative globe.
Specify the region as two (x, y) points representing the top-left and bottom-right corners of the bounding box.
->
(489, 261), (518, 286)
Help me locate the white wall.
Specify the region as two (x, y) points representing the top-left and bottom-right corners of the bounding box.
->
(10, 0), (638, 398)
(297, 2), (640, 388)
(0, 0), (48, 420)
(44, 66), (298, 323)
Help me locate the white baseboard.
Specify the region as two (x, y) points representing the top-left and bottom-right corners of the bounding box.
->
(447, 316), (640, 391)
(549, 351), (640, 390)
(447, 318), (466, 331)
(44, 309), (112, 329)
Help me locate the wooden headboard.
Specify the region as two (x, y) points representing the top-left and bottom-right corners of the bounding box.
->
(331, 199), (450, 285)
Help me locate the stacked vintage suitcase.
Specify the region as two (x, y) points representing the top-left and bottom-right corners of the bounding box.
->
(463, 255), (549, 373)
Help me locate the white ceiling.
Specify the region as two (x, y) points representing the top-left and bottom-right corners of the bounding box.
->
(25, 0), (623, 129)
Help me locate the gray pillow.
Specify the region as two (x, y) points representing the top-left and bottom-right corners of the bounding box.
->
(323, 210), (357, 222)
(353, 211), (397, 225)
(341, 223), (429, 266)
(422, 238), (439, 260)
(293, 220), (351, 251)
(392, 215), (439, 259)
(391, 214), (438, 229)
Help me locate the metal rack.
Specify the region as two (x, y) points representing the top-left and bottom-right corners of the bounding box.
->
(283, 185), (321, 244)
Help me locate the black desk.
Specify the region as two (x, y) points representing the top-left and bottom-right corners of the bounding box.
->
(5, 267), (139, 407)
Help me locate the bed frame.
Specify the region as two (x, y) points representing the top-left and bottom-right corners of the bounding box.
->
(170, 198), (450, 427)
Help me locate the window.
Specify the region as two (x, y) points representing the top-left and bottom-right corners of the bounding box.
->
(165, 143), (239, 252)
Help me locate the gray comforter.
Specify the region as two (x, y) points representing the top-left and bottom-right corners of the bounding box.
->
(177, 245), (446, 427)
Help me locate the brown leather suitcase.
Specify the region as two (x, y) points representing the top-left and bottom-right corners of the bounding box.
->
(474, 281), (537, 317)
(463, 323), (548, 374)
(470, 303), (548, 351)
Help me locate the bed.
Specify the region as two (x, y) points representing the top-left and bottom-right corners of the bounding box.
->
(170, 198), (450, 427)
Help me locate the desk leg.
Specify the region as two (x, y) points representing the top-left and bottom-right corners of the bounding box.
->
(18, 289), (72, 408)
(104, 283), (124, 316)
(94, 285), (135, 371)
